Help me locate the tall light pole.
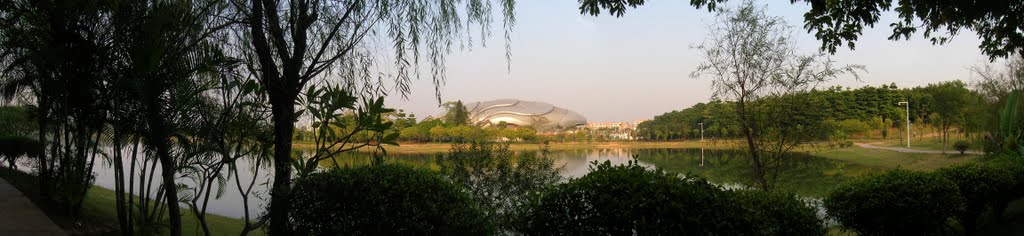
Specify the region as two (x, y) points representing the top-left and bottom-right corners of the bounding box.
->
(699, 122), (704, 141)
(898, 101), (910, 147)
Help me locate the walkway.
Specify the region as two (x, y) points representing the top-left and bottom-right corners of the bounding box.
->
(0, 178), (65, 235)
(855, 143), (983, 155)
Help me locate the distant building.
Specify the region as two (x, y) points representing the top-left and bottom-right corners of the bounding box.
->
(584, 120), (649, 140)
(466, 99), (587, 130)
(585, 120), (647, 131)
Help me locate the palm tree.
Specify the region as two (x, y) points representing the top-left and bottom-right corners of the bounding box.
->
(0, 0), (110, 210)
(108, 0), (233, 234)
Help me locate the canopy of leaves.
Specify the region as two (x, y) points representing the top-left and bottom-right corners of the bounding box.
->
(578, 0), (1024, 59)
(436, 142), (561, 233)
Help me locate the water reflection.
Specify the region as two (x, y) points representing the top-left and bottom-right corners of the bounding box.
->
(84, 147), (878, 219)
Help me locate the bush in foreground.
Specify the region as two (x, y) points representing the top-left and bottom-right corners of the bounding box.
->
(519, 160), (824, 235)
(987, 154), (1024, 220)
(436, 142), (561, 232)
(289, 164), (490, 235)
(937, 163), (1015, 234)
(732, 190), (825, 235)
(825, 169), (963, 235)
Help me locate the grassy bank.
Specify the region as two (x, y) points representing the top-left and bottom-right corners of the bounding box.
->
(810, 146), (980, 171)
(0, 168), (260, 236)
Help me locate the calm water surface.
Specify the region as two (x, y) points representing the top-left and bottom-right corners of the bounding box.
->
(87, 147), (881, 219)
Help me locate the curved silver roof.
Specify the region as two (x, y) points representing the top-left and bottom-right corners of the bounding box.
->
(466, 99), (587, 129)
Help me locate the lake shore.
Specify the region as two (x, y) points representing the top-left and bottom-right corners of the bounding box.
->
(1, 141), (990, 236)
(293, 140), (746, 153)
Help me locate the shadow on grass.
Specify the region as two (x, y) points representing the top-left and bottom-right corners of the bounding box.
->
(0, 167), (260, 236)
(0, 167), (116, 235)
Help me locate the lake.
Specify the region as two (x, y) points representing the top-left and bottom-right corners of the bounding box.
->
(88, 147), (881, 219)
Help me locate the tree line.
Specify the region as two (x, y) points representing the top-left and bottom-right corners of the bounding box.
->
(638, 82), (985, 147)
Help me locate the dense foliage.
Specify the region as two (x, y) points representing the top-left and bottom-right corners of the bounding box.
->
(986, 155), (1024, 221)
(731, 190), (826, 236)
(0, 106), (38, 170)
(579, 0), (1024, 59)
(937, 163), (1015, 234)
(436, 142), (561, 232)
(289, 164), (491, 235)
(638, 83), (984, 145)
(519, 160), (824, 235)
(0, 0), (518, 234)
(0, 136), (39, 169)
(0, 106), (36, 137)
(825, 169), (964, 235)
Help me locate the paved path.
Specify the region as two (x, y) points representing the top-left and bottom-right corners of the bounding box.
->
(0, 178), (66, 235)
(855, 143), (983, 155)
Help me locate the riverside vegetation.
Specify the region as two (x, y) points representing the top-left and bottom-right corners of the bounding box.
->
(2, 0), (1024, 235)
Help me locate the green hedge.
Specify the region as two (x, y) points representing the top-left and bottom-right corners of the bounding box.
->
(732, 190), (825, 235)
(937, 163), (1015, 234)
(987, 155), (1024, 220)
(825, 169), (963, 235)
(519, 160), (824, 235)
(288, 164), (490, 235)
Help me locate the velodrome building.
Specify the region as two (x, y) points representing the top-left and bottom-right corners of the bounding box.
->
(465, 99), (587, 130)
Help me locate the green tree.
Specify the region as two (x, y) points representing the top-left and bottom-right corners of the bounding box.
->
(436, 142), (561, 232)
(0, 0), (109, 207)
(240, 1), (515, 233)
(443, 100), (471, 125)
(689, 1), (860, 191)
(926, 81), (972, 153)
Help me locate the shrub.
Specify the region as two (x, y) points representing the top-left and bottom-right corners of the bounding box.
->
(732, 190), (826, 235)
(436, 142), (561, 232)
(987, 154), (1024, 219)
(825, 169), (964, 235)
(954, 140), (970, 154)
(937, 163), (1015, 234)
(519, 160), (824, 235)
(0, 136), (40, 170)
(288, 164), (490, 235)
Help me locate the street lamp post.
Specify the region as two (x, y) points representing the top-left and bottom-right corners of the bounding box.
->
(699, 122), (704, 141)
(898, 101), (910, 147)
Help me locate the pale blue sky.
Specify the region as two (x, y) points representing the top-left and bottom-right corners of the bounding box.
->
(384, 0), (989, 122)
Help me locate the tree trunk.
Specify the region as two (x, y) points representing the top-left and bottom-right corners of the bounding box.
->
(736, 99), (770, 191)
(112, 126), (129, 235)
(144, 96), (182, 236)
(268, 96), (295, 235)
(36, 111), (50, 198)
(153, 135), (181, 236)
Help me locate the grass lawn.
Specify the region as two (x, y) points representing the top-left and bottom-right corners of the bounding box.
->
(858, 136), (983, 153)
(0, 168), (261, 236)
(811, 146), (980, 171)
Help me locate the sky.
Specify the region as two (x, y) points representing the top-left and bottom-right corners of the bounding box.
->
(383, 0), (991, 123)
